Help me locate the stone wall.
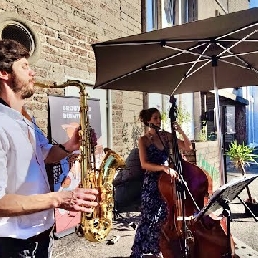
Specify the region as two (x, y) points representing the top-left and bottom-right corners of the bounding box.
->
(0, 0), (143, 149)
(198, 0), (225, 19)
(198, 0), (249, 19)
(228, 0), (249, 12)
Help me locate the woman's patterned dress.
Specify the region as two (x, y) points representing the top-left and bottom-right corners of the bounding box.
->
(131, 143), (169, 258)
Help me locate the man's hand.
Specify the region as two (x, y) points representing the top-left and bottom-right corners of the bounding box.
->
(58, 188), (98, 213)
(63, 126), (81, 153)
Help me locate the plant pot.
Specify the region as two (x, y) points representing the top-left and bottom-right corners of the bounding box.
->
(244, 201), (258, 216)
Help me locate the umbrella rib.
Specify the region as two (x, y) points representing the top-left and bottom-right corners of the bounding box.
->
(217, 29), (258, 58)
(183, 43), (212, 77)
(219, 39), (258, 42)
(171, 60), (211, 95)
(221, 50), (258, 58)
(96, 68), (143, 88)
(217, 41), (258, 74)
(146, 59), (208, 70)
(146, 42), (210, 69)
(160, 27), (258, 66)
(93, 39), (212, 47)
(171, 44), (212, 95)
(185, 60), (212, 79)
(219, 59), (258, 74)
(163, 44), (210, 59)
(216, 21), (258, 41)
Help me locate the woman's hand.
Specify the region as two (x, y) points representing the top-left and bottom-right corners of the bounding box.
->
(173, 122), (193, 151)
(173, 121), (184, 134)
(162, 165), (177, 178)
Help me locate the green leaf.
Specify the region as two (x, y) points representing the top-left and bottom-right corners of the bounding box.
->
(226, 140), (258, 169)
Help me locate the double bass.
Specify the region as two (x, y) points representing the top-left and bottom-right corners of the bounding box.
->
(158, 96), (234, 258)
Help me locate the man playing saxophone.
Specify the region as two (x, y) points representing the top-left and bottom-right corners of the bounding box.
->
(0, 39), (98, 258)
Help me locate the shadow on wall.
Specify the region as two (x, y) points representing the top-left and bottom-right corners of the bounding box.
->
(113, 148), (144, 212)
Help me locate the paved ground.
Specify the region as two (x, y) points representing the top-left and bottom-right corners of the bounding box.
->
(52, 171), (258, 258)
(227, 172), (258, 257)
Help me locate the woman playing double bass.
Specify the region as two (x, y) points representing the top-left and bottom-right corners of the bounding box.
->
(130, 107), (192, 258)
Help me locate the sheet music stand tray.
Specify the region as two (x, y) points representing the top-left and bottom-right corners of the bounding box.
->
(195, 175), (258, 258)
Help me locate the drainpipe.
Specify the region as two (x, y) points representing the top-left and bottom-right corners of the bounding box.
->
(178, 0), (182, 25)
(251, 89), (255, 145)
(142, 0), (149, 113)
(106, 90), (113, 149)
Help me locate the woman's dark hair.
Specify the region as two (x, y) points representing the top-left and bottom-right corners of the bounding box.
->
(139, 108), (159, 126)
(0, 39), (29, 73)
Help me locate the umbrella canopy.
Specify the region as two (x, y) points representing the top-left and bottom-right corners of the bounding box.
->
(92, 7), (258, 95)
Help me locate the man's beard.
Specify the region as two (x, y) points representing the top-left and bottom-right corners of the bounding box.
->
(10, 72), (34, 99)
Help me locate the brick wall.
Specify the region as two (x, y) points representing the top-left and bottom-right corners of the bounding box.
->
(0, 0), (143, 149)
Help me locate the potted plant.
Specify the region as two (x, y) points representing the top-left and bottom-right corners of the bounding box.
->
(226, 140), (258, 215)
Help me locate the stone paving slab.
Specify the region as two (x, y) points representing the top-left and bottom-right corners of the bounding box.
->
(234, 237), (258, 258)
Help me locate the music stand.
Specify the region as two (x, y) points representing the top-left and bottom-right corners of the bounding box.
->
(195, 175), (258, 258)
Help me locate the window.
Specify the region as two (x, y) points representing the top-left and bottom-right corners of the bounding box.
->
(183, 0), (197, 23)
(163, 0), (176, 27)
(146, 0), (158, 32)
(161, 0), (197, 27)
(2, 22), (35, 54)
(0, 14), (40, 63)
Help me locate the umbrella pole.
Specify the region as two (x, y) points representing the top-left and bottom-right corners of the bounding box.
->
(212, 56), (226, 186)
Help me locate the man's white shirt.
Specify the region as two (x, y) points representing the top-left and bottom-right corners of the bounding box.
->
(0, 103), (54, 239)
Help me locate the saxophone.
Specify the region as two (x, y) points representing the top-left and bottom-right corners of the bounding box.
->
(36, 80), (126, 242)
